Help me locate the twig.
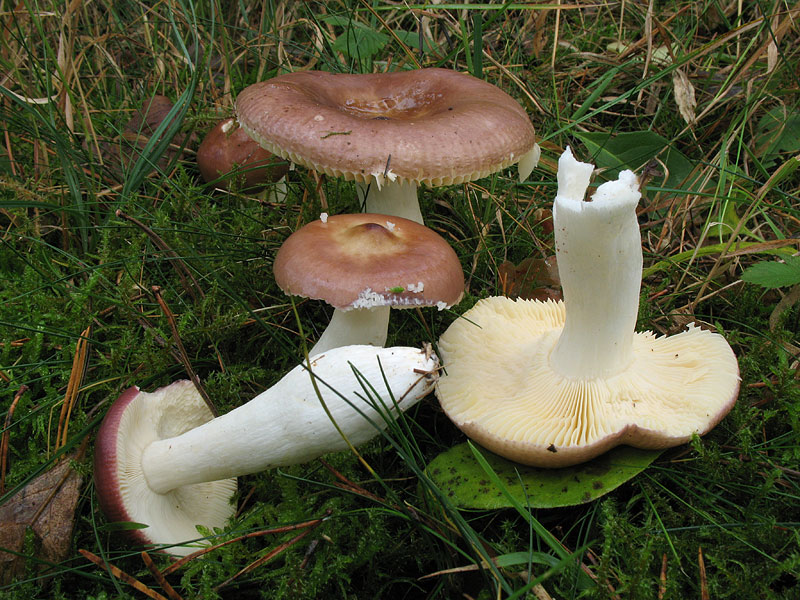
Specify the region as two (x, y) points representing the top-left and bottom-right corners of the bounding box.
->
(56, 324), (91, 450)
(140, 552), (183, 600)
(2, 115), (17, 177)
(769, 283), (800, 333)
(79, 549), (170, 600)
(318, 458), (437, 533)
(116, 210), (204, 302)
(151, 286), (217, 417)
(162, 514), (330, 576)
(319, 458), (384, 503)
(0, 338), (31, 348)
(299, 539), (320, 569)
(698, 546), (709, 600)
(213, 528), (317, 592)
(551, 0), (561, 70)
(1, 386), (29, 493)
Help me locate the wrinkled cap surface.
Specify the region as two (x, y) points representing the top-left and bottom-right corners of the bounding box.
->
(93, 381), (236, 555)
(274, 213), (464, 310)
(436, 297), (740, 467)
(235, 68), (536, 187)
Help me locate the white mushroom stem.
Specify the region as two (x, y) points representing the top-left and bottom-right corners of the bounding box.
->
(550, 147), (643, 380)
(357, 180), (424, 224)
(309, 306), (390, 357)
(140, 345), (434, 495)
(265, 175), (288, 204)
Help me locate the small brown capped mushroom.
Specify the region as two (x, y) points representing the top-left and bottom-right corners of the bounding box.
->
(274, 213), (464, 355)
(197, 117), (288, 191)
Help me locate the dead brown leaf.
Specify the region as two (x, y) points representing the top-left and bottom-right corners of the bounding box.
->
(672, 68), (697, 125)
(0, 455), (84, 584)
(498, 256), (562, 302)
(666, 306), (718, 335)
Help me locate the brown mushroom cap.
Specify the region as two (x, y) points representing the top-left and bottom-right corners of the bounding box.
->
(197, 117), (288, 191)
(235, 68), (536, 187)
(273, 213), (464, 310)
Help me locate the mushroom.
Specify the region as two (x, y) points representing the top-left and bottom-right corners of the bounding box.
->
(197, 117), (289, 192)
(94, 344), (439, 555)
(435, 147), (740, 468)
(273, 213), (464, 356)
(235, 68), (540, 223)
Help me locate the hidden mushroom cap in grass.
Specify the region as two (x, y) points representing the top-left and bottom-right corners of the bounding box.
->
(274, 212), (464, 356)
(94, 345), (439, 555)
(235, 68), (539, 223)
(197, 117), (288, 191)
(435, 147), (740, 468)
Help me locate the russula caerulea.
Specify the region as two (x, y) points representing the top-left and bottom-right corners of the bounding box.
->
(95, 345), (439, 555)
(274, 213), (464, 356)
(197, 117), (288, 191)
(435, 148), (739, 468)
(235, 68), (539, 223)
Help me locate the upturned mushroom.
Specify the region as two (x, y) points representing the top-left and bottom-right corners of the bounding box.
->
(235, 68), (539, 223)
(197, 117), (288, 192)
(435, 147), (739, 468)
(94, 344), (439, 555)
(273, 213), (464, 356)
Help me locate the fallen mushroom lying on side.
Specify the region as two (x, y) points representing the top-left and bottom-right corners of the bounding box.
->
(235, 68), (540, 224)
(274, 213), (464, 356)
(436, 147), (740, 468)
(94, 345), (439, 555)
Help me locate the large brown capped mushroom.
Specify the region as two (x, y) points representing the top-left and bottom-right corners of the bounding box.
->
(235, 68), (539, 223)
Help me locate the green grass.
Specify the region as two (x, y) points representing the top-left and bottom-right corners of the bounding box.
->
(1, 1), (799, 598)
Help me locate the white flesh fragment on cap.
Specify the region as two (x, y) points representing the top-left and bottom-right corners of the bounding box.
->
(436, 147), (739, 467)
(370, 168), (398, 189)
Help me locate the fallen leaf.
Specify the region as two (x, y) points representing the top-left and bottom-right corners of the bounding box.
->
(426, 442), (661, 509)
(0, 455), (84, 584)
(498, 256), (561, 301)
(531, 207), (554, 235)
(673, 69), (697, 125)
